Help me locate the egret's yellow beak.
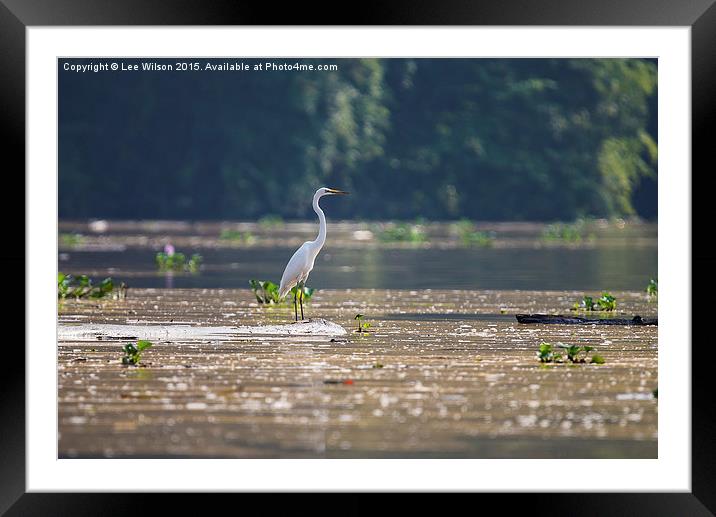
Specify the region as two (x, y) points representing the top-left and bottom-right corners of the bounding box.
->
(327, 188), (349, 195)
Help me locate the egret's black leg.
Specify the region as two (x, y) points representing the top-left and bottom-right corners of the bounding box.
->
(293, 286), (298, 321)
(300, 283), (305, 320)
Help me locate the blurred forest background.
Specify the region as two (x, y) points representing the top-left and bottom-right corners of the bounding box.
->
(59, 58), (657, 221)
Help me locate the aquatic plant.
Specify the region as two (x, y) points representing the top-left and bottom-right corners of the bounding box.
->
(59, 233), (84, 247)
(249, 279), (314, 305)
(355, 314), (372, 333)
(537, 342), (604, 364)
(249, 280), (281, 304)
(597, 293), (617, 311)
(573, 292), (617, 311)
(155, 250), (203, 272)
(455, 219), (495, 247)
(646, 278), (658, 300)
(537, 342), (562, 363)
(58, 272), (127, 300)
(219, 229), (256, 244)
(121, 340), (153, 366)
(377, 222), (428, 243)
(541, 218), (594, 244)
(575, 295), (596, 311)
(291, 284), (315, 301)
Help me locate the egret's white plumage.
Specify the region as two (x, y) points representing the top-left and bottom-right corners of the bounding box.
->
(278, 187), (348, 319)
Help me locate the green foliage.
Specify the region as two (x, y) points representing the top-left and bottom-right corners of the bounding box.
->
(537, 342), (604, 364)
(155, 252), (202, 272)
(455, 219), (495, 247)
(59, 233), (84, 247)
(291, 285), (315, 301)
(575, 296), (596, 311)
(646, 278), (658, 299)
(59, 58), (657, 222)
(537, 342), (560, 363)
(219, 229), (256, 244)
(249, 280), (314, 305)
(249, 279), (281, 304)
(58, 272), (127, 300)
(542, 218), (594, 243)
(597, 293), (617, 311)
(377, 222), (428, 243)
(590, 354), (606, 365)
(355, 314), (372, 333)
(573, 292), (617, 311)
(121, 340), (153, 366)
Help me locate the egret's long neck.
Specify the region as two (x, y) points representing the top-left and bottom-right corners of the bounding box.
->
(311, 193), (327, 251)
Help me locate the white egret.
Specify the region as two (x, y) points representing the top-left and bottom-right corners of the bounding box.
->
(279, 187), (349, 321)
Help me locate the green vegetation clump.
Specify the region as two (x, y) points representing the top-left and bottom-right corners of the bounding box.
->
(455, 220), (495, 247)
(249, 279), (314, 305)
(155, 251), (202, 272)
(597, 293), (617, 311)
(354, 314), (372, 333)
(121, 340), (153, 366)
(537, 342), (604, 364)
(59, 233), (84, 247)
(542, 218), (594, 243)
(573, 292), (617, 311)
(646, 278), (658, 300)
(219, 229), (256, 244)
(377, 222), (428, 243)
(58, 273), (127, 300)
(249, 280), (281, 304)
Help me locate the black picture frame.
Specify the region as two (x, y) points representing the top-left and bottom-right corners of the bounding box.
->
(4, 1), (711, 513)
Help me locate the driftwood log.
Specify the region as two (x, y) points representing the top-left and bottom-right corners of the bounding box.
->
(516, 314), (657, 326)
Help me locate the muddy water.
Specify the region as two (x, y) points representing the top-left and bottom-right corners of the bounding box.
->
(58, 289), (657, 458)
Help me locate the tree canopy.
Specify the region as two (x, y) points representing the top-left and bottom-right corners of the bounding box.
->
(59, 58), (657, 221)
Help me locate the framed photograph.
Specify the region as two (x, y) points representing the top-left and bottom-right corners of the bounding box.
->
(6, 0), (711, 513)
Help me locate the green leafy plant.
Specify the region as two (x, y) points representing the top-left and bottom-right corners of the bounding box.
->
(58, 272), (127, 300)
(219, 229), (256, 244)
(186, 254), (202, 273)
(537, 342), (562, 363)
(455, 220), (495, 247)
(590, 354), (606, 365)
(573, 292), (617, 311)
(574, 295), (596, 311)
(59, 233), (84, 247)
(291, 285), (314, 301)
(249, 280), (281, 304)
(155, 251), (202, 272)
(541, 218), (594, 244)
(537, 342), (604, 364)
(355, 314), (372, 333)
(249, 280), (314, 305)
(646, 278), (658, 300)
(121, 340), (153, 366)
(377, 222), (428, 243)
(597, 293), (617, 311)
